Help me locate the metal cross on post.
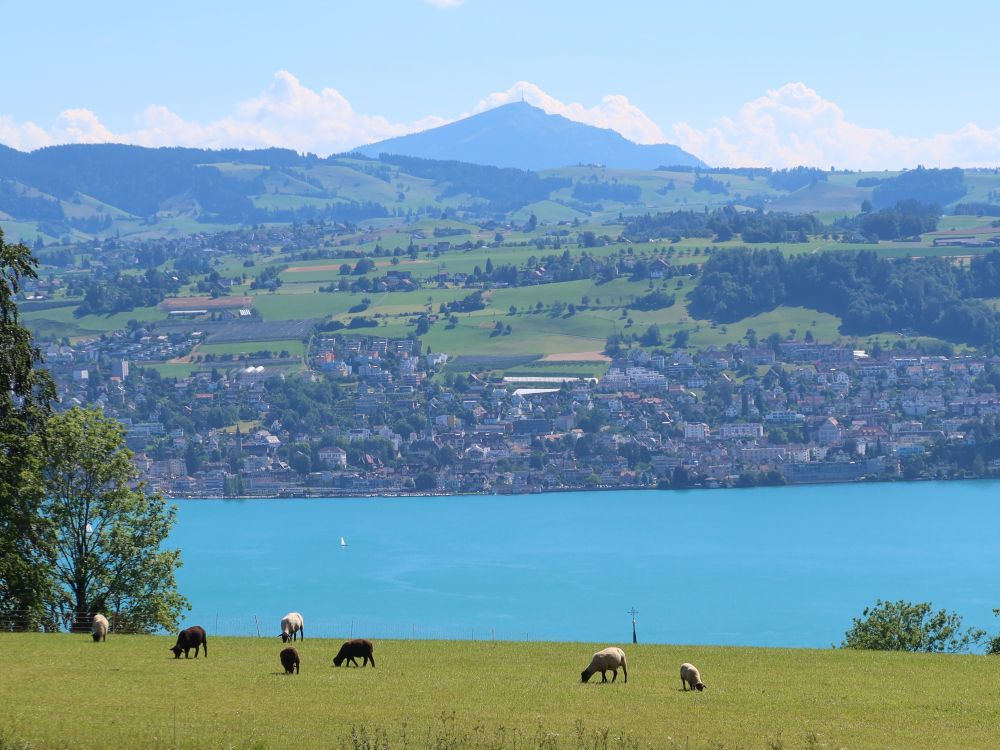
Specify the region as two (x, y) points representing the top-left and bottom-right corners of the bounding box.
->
(628, 606), (639, 644)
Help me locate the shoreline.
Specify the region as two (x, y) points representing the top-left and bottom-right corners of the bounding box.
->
(163, 473), (993, 501)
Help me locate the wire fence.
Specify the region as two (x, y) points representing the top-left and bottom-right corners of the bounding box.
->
(0, 609), (542, 642)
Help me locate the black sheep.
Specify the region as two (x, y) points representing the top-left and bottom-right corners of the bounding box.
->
(280, 646), (300, 674)
(332, 638), (375, 667)
(170, 626), (208, 659)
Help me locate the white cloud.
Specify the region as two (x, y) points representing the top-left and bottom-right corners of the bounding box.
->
(3, 76), (998, 169)
(0, 72), (448, 156)
(472, 81), (667, 145)
(672, 82), (1000, 169)
(0, 116), (52, 151)
(0, 74), (663, 156)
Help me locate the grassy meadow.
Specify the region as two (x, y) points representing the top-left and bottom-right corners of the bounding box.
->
(2, 634), (999, 750)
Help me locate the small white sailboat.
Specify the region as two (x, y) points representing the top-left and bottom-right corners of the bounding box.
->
(340, 536), (348, 548)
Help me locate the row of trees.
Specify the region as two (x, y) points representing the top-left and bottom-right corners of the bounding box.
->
(623, 206), (821, 244)
(1, 229), (186, 632)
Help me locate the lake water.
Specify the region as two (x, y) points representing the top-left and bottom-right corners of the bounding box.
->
(172, 481), (1000, 648)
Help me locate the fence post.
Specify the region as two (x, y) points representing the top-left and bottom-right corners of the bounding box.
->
(254, 614), (261, 638)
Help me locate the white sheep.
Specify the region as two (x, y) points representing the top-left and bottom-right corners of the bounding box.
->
(581, 647), (627, 683)
(91, 613), (109, 642)
(279, 612), (304, 643)
(680, 662), (706, 691)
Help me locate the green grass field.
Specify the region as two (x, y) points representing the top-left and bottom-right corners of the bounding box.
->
(2, 634), (998, 750)
(196, 339), (306, 358)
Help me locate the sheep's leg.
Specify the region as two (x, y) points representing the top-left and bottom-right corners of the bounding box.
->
(600, 670), (607, 683)
(682, 679), (687, 691)
(611, 668), (618, 683)
(622, 665), (627, 683)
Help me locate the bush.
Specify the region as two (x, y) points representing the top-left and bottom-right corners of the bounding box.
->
(841, 599), (985, 653)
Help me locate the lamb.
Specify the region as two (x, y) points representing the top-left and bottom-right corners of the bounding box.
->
(91, 613), (109, 642)
(280, 646), (300, 674)
(580, 647), (627, 683)
(170, 626), (208, 659)
(680, 662), (706, 691)
(280, 612), (304, 643)
(332, 638), (375, 667)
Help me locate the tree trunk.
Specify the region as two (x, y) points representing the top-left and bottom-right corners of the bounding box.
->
(70, 582), (89, 633)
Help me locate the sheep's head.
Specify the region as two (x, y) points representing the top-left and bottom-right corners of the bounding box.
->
(580, 669), (592, 683)
(333, 655), (344, 667)
(280, 632), (290, 643)
(92, 632), (101, 643)
(170, 646), (183, 658)
(695, 682), (706, 691)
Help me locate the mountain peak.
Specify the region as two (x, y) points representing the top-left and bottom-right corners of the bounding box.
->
(355, 103), (704, 171)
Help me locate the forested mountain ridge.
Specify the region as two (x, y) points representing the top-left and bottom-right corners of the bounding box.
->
(0, 138), (997, 249)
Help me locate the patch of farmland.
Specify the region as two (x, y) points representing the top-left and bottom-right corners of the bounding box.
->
(445, 354), (542, 373)
(159, 295), (253, 311)
(202, 319), (319, 344)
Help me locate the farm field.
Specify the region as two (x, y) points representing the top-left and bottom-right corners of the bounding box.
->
(195, 338), (305, 358)
(21, 303), (168, 339)
(17, 202), (998, 359)
(2, 634), (998, 750)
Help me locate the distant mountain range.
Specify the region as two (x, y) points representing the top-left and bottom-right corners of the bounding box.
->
(354, 101), (705, 171)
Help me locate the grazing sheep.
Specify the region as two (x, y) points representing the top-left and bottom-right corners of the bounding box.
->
(91, 613), (109, 643)
(280, 646), (300, 674)
(280, 612), (304, 643)
(170, 626), (208, 659)
(581, 647), (627, 684)
(332, 638), (375, 667)
(680, 662), (706, 691)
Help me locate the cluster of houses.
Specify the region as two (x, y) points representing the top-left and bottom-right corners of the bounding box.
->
(37, 326), (1000, 497)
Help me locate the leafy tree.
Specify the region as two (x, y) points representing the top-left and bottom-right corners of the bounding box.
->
(841, 599), (985, 653)
(986, 609), (1000, 655)
(627, 289), (676, 312)
(639, 325), (662, 346)
(42, 408), (188, 633)
(414, 472), (437, 491)
(0, 230), (57, 629)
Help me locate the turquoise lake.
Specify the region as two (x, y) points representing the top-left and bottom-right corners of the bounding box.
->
(172, 481), (999, 648)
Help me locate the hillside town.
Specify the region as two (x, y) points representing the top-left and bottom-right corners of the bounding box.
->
(38, 327), (1000, 498)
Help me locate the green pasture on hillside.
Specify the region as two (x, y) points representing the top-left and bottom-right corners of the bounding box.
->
(22, 304), (167, 339)
(2, 634), (999, 750)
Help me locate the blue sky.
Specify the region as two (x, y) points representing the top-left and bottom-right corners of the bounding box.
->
(2, 0), (998, 168)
